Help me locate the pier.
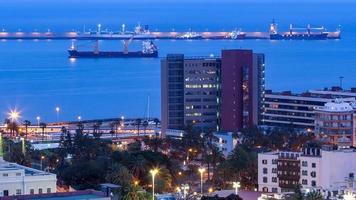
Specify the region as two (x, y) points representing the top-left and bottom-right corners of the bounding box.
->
(0, 29), (340, 40)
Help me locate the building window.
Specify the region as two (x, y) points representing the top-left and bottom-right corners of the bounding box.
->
(263, 177), (268, 183)
(302, 179), (308, 185)
(272, 168), (277, 173)
(272, 188), (278, 193)
(311, 180), (316, 187)
(3, 173), (8, 177)
(262, 187), (268, 192)
(262, 159), (267, 164)
(302, 161), (308, 167)
(311, 171), (316, 178)
(272, 177), (277, 183)
(16, 189), (21, 195)
(47, 188), (51, 193)
(312, 163), (316, 168)
(302, 170), (308, 176)
(39, 188), (43, 194)
(263, 168), (268, 174)
(272, 159), (277, 164)
(16, 173), (21, 176)
(3, 190), (9, 196)
(30, 189), (35, 195)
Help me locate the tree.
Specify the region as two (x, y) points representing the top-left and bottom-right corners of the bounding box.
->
(122, 185), (151, 200)
(39, 122), (47, 141)
(142, 120), (149, 134)
(106, 164), (133, 193)
(305, 191), (324, 200)
(92, 121), (102, 140)
(135, 119), (142, 135)
(22, 120), (31, 139)
(292, 184), (304, 200)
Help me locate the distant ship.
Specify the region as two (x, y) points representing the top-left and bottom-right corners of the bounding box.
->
(68, 39), (158, 58)
(269, 20), (341, 40)
(228, 29), (246, 39)
(178, 29), (203, 39)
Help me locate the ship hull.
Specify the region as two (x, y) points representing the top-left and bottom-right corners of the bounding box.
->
(68, 50), (158, 58)
(270, 33), (329, 40)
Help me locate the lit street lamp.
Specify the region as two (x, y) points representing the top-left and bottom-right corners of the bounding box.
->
(40, 155), (45, 170)
(198, 167), (205, 194)
(36, 116), (41, 126)
(8, 109), (20, 122)
(77, 116), (82, 121)
(150, 168), (159, 200)
(344, 191), (356, 200)
(55, 107), (60, 121)
(233, 181), (241, 195)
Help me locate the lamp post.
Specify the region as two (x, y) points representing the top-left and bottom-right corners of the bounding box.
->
(36, 116), (41, 126)
(233, 181), (241, 195)
(77, 116), (82, 121)
(40, 155), (45, 170)
(150, 168), (159, 200)
(55, 107), (60, 121)
(198, 167), (205, 194)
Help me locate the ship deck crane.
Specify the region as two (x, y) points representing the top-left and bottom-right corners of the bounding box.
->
(123, 34), (134, 54)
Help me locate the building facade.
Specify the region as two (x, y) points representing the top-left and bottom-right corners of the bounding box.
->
(161, 50), (265, 134)
(0, 158), (57, 197)
(161, 54), (221, 133)
(258, 147), (356, 198)
(262, 88), (356, 130)
(314, 99), (356, 145)
(220, 50), (265, 132)
(213, 131), (237, 157)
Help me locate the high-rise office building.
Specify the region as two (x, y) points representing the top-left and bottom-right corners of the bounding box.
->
(161, 54), (221, 133)
(161, 50), (265, 134)
(220, 50), (265, 132)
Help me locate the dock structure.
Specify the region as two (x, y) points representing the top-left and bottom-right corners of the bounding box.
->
(0, 29), (340, 40)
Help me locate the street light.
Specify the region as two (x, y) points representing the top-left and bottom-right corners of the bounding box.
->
(40, 155), (45, 170)
(150, 168), (159, 200)
(198, 167), (205, 194)
(8, 109), (20, 122)
(77, 116), (82, 121)
(344, 191), (356, 200)
(55, 107), (60, 121)
(233, 181), (241, 195)
(36, 116), (41, 126)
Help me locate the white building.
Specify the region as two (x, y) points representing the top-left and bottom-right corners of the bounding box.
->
(213, 131), (237, 157)
(258, 147), (356, 198)
(0, 157), (57, 197)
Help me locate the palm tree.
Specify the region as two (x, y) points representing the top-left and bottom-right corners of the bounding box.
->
(305, 191), (324, 200)
(22, 120), (31, 139)
(39, 122), (47, 141)
(92, 121), (102, 139)
(122, 185), (151, 200)
(4, 119), (11, 134)
(109, 121), (116, 139)
(129, 155), (148, 179)
(92, 121), (102, 134)
(135, 118), (142, 135)
(142, 120), (149, 134)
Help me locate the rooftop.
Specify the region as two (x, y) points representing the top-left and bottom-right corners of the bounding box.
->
(0, 157), (54, 177)
(315, 99), (355, 112)
(1, 190), (108, 200)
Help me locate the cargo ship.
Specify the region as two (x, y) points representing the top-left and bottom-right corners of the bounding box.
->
(68, 39), (158, 58)
(269, 20), (341, 40)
